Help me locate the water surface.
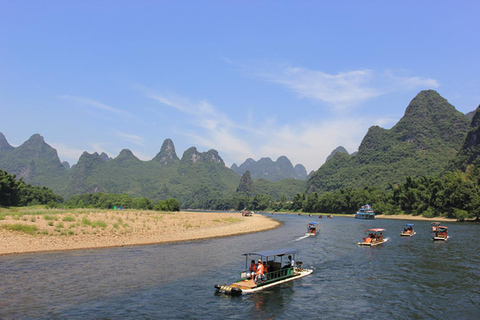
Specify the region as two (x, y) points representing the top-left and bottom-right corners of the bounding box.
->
(1, 214), (479, 319)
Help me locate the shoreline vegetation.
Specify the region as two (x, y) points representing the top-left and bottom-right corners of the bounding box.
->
(294, 212), (457, 222)
(0, 208), (280, 256)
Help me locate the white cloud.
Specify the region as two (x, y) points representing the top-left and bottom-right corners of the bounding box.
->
(147, 90), (379, 171)
(259, 67), (382, 112)
(148, 93), (254, 161)
(115, 131), (147, 147)
(58, 95), (129, 116)
(383, 70), (440, 91)
(243, 63), (440, 113)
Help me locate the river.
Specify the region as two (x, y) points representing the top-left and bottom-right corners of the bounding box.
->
(0, 214), (479, 319)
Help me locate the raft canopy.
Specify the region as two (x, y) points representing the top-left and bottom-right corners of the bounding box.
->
(243, 248), (299, 257)
(365, 228), (385, 232)
(308, 222), (318, 225)
(405, 224), (414, 226)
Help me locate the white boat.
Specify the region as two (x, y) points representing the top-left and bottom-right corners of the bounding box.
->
(355, 204), (375, 219)
(305, 222), (320, 236)
(214, 248), (313, 295)
(358, 228), (388, 246)
(400, 223), (416, 236)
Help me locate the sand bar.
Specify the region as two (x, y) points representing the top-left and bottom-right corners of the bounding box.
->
(0, 210), (280, 256)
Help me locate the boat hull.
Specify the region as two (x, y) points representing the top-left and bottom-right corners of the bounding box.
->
(433, 236), (449, 241)
(355, 214), (375, 219)
(215, 268), (313, 295)
(305, 232), (319, 237)
(358, 239), (388, 246)
(400, 232), (416, 237)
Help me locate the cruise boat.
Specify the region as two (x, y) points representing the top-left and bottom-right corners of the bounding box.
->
(432, 225), (449, 241)
(305, 222), (320, 236)
(358, 228), (388, 246)
(214, 248), (313, 295)
(355, 204), (375, 219)
(400, 223), (416, 236)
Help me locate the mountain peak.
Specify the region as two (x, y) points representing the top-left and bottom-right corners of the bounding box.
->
(0, 132), (13, 152)
(326, 146), (349, 163)
(153, 138), (179, 166)
(181, 147), (225, 165)
(232, 155), (307, 182)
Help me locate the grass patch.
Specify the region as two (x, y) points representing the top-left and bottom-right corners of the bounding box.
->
(2, 224), (37, 235)
(62, 215), (75, 222)
(81, 217), (107, 229)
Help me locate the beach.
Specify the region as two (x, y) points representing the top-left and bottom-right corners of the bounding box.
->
(0, 210), (280, 256)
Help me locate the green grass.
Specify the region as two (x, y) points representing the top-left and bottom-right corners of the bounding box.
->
(1, 224), (37, 235)
(81, 217), (107, 229)
(62, 215), (75, 222)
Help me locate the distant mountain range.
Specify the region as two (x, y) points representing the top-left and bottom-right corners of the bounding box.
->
(1, 90), (479, 207)
(0, 134), (306, 206)
(231, 156), (308, 182)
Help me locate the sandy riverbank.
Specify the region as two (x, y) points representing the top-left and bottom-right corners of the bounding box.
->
(374, 214), (456, 222)
(0, 209), (280, 256)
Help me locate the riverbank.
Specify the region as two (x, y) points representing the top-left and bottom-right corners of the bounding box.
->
(375, 214), (456, 222)
(272, 211), (457, 222)
(0, 209), (280, 256)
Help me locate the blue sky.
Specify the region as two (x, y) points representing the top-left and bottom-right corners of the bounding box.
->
(1, 0), (479, 172)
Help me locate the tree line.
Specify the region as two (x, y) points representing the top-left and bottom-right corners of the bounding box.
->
(197, 166), (480, 221)
(2, 166), (480, 220)
(0, 169), (63, 206)
(0, 170), (179, 211)
(63, 193), (180, 211)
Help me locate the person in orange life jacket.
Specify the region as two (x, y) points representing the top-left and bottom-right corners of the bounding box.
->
(248, 260), (257, 279)
(255, 260), (264, 283)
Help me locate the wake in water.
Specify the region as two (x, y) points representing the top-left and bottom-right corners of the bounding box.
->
(293, 235), (310, 241)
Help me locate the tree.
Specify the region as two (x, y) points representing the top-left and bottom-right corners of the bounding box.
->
(0, 170), (20, 206)
(236, 171), (255, 197)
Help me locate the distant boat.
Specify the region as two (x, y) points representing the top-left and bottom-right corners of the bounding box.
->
(305, 222), (320, 236)
(355, 204), (375, 219)
(432, 225), (449, 241)
(400, 223), (416, 237)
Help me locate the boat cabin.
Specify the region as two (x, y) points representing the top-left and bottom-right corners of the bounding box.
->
(240, 248), (299, 282)
(214, 248), (313, 295)
(431, 222), (440, 232)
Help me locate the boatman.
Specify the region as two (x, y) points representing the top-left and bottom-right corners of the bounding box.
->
(288, 255), (295, 267)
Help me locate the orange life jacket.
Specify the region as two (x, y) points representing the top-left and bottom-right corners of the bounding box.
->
(256, 263), (264, 275)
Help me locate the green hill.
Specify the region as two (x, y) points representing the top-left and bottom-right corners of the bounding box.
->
(451, 104), (480, 170)
(307, 90), (470, 193)
(0, 134), (69, 194)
